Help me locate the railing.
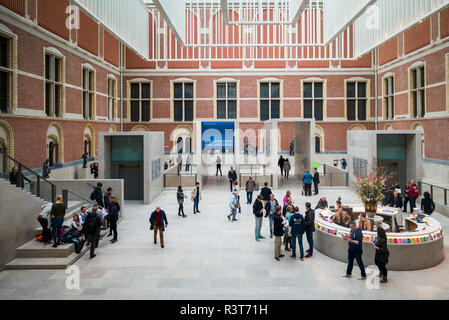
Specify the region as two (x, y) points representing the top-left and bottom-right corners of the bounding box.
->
(1, 150), (56, 202)
(322, 164), (349, 187)
(164, 173), (198, 188)
(420, 182), (448, 206)
(239, 164), (266, 176)
(62, 189), (99, 210)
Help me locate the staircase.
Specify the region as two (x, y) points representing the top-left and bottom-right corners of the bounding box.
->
(0, 152), (97, 271)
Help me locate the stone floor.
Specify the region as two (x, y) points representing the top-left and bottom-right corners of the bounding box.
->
(1, 183), (448, 300)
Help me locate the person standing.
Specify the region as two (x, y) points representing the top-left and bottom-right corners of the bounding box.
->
(278, 156), (285, 176)
(104, 188), (113, 211)
(373, 226), (389, 283)
(83, 205), (102, 259)
(421, 192), (436, 215)
(232, 180), (241, 213)
(216, 156), (222, 176)
(38, 202), (53, 245)
(313, 168), (320, 195)
(245, 177), (256, 205)
(302, 171), (313, 197)
(289, 206), (305, 261)
(273, 206), (285, 261)
(283, 205), (293, 252)
(342, 221), (367, 280)
(108, 197), (120, 244)
(283, 159), (291, 179)
(341, 158), (347, 170)
(260, 182), (272, 208)
(228, 167), (237, 192)
(90, 183), (104, 208)
(253, 195), (265, 241)
(149, 206), (168, 248)
(403, 181), (411, 213)
(228, 191), (240, 222)
(191, 182), (202, 214)
(177, 186), (187, 217)
(409, 180), (419, 213)
(176, 154), (183, 176)
(265, 193), (279, 238)
(50, 195), (66, 248)
(304, 202), (315, 258)
(185, 155), (191, 172)
(9, 166), (22, 187)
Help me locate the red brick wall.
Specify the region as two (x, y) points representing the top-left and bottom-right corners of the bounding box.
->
(37, 0), (69, 40)
(379, 37), (398, 66)
(404, 19), (431, 54)
(0, 0), (25, 16)
(77, 11), (98, 56)
(104, 30), (119, 67)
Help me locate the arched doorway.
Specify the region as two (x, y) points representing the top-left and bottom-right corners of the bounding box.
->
(412, 123), (425, 158)
(84, 137), (92, 157)
(315, 136), (321, 154)
(46, 123), (64, 167)
(47, 139), (59, 167)
(0, 139), (7, 174)
(176, 137), (183, 154)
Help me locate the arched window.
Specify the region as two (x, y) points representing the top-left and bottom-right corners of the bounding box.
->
(315, 136), (321, 154)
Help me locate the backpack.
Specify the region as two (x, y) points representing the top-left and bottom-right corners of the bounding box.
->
(90, 190), (96, 201)
(61, 229), (74, 244)
(84, 215), (97, 234)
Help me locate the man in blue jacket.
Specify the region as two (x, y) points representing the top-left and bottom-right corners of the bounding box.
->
(289, 207), (305, 261)
(150, 206), (168, 248)
(342, 221), (367, 280)
(302, 171), (313, 197)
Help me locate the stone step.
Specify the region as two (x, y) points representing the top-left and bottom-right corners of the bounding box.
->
(5, 247), (89, 270)
(16, 240), (75, 258)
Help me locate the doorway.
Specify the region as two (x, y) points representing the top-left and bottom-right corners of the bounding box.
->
(119, 163), (143, 200)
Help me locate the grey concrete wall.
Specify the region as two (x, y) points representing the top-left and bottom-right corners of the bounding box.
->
(0, 179), (44, 271)
(44, 179), (125, 219)
(147, 132), (164, 203)
(314, 230), (445, 271)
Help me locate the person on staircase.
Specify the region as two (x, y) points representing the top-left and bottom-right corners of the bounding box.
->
(50, 195), (66, 248)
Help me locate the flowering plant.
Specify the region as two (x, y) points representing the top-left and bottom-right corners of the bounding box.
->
(354, 172), (385, 204)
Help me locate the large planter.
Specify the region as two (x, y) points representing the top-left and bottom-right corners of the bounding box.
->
(364, 201), (378, 218)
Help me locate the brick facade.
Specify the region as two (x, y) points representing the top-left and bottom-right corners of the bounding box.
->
(0, 1), (448, 171)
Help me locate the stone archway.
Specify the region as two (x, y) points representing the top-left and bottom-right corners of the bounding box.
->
(0, 120), (14, 172)
(46, 123), (64, 166)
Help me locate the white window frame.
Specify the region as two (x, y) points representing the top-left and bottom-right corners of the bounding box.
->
(259, 81), (281, 121)
(82, 65), (96, 120)
(44, 51), (64, 117)
(303, 81), (324, 121)
(216, 82), (237, 120)
(410, 64), (426, 119)
(173, 81), (195, 122)
(129, 81), (152, 123)
(346, 80), (368, 121)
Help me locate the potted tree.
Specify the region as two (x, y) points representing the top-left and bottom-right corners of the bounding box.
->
(355, 173), (385, 218)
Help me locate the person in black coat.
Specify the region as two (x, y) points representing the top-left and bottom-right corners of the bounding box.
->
(253, 195), (265, 241)
(91, 183), (104, 208)
(108, 197), (120, 243)
(228, 167), (238, 192)
(260, 182), (272, 207)
(342, 221), (367, 280)
(373, 226), (389, 283)
(304, 202), (315, 258)
(313, 168), (320, 195)
(9, 166), (22, 187)
(150, 206), (168, 248)
(421, 192), (436, 215)
(273, 206), (285, 261)
(83, 206), (102, 259)
(278, 156), (285, 176)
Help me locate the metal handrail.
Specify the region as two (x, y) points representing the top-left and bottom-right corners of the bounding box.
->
(2, 150), (56, 201)
(63, 189), (102, 210)
(419, 182), (448, 206)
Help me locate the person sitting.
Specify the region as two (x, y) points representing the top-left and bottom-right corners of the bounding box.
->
(391, 191), (403, 209)
(71, 214), (83, 231)
(330, 207), (351, 227)
(315, 197), (328, 210)
(382, 188), (394, 206)
(358, 214), (372, 231)
(335, 200), (342, 209)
